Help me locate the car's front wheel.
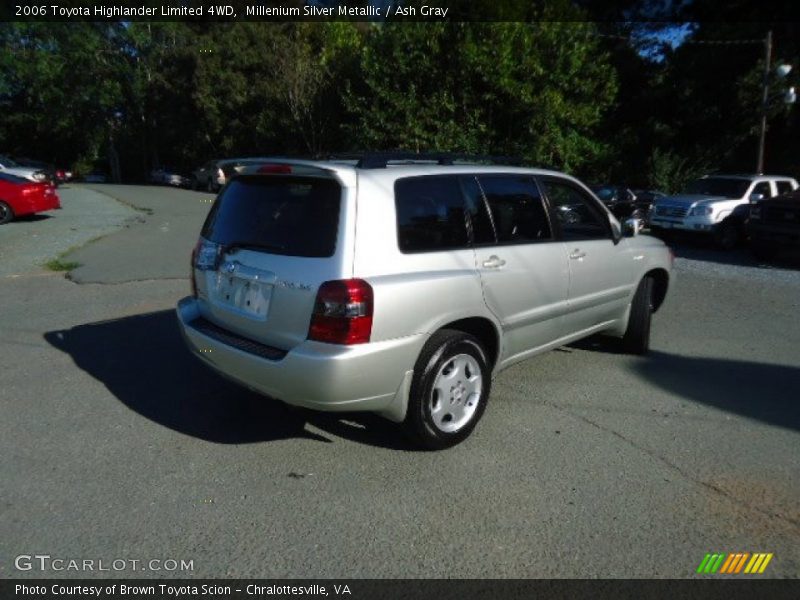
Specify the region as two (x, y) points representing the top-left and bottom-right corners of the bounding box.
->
(0, 201), (14, 224)
(622, 276), (654, 355)
(405, 329), (491, 450)
(714, 219), (740, 250)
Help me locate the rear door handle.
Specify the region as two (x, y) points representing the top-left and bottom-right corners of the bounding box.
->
(482, 255), (506, 269)
(569, 249), (587, 260)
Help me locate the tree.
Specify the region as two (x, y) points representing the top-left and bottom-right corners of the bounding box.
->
(347, 22), (617, 173)
(0, 23), (129, 172)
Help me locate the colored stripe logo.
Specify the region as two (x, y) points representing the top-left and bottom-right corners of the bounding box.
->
(696, 553), (773, 574)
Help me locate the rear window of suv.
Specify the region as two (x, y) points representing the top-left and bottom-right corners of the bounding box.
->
(201, 176), (341, 257)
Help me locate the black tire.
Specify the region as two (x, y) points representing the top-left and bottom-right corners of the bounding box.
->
(191, 176), (199, 191)
(0, 200), (13, 224)
(404, 329), (491, 450)
(622, 276), (654, 355)
(714, 220), (740, 250)
(650, 226), (671, 241)
(751, 242), (778, 262)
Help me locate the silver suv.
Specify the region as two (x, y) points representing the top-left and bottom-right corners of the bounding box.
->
(177, 156), (673, 449)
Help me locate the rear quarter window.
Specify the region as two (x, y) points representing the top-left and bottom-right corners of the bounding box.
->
(395, 176), (470, 253)
(776, 180), (795, 196)
(201, 176), (341, 258)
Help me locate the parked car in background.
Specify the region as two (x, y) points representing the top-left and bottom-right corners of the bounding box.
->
(83, 170), (108, 183)
(631, 189), (667, 223)
(150, 167), (190, 187)
(177, 155), (673, 449)
(650, 174), (799, 249)
(192, 158), (266, 192)
(14, 158), (59, 186)
(192, 160), (225, 192)
(218, 158), (266, 190)
(747, 188), (800, 261)
(0, 172), (61, 224)
(0, 155), (49, 184)
(591, 185), (650, 222)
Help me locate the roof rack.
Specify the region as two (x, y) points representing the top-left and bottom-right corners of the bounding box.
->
(324, 152), (524, 169)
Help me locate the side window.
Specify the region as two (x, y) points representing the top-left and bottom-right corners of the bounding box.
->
(776, 180), (794, 196)
(395, 176), (469, 253)
(475, 175), (552, 243)
(541, 178), (610, 241)
(751, 181), (772, 198)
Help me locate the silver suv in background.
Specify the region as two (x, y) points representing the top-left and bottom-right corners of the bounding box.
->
(650, 174), (799, 248)
(177, 155), (673, 449)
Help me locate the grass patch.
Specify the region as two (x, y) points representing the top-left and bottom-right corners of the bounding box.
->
(43, 240), (91, 272)
(132, 205), (154, 215)
(45, 258), (81, 272)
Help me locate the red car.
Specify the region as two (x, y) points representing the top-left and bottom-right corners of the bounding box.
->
(0, 172), (61, 224)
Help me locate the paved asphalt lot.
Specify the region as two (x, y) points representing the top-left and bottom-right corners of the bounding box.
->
(1, 185), (799, 578)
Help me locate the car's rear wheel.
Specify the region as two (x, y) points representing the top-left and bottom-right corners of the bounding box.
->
(622, 276), (654, 355)
(0, 201), (14, 224)
(405, 329), (491, 450)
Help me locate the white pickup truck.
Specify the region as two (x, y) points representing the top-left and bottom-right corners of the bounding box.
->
(650, 174), (799, 248)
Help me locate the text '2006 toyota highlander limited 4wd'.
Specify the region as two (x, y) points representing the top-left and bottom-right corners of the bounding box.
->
(177, 155), (673, 449)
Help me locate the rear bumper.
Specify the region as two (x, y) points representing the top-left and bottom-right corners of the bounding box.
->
(176, 296), (424, 417)
(13, 193), (61, 216)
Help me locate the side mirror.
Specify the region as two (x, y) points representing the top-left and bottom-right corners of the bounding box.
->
(623, 217), (642, 237)
(749, 193), (765, 203)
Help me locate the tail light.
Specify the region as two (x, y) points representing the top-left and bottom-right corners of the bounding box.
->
(191, 238), (221, 297)
(308, 279), (373, 345)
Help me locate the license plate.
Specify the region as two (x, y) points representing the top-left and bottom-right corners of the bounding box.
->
(217, 275), (272, 319)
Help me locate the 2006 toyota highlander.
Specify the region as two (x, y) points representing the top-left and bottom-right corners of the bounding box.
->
(177, 155), (673, 449)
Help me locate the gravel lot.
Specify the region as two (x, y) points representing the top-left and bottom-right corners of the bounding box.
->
(1, 185), (798, 579)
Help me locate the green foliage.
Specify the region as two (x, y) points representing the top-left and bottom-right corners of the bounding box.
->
(347, 23), (617, 172)
(2, 20), (798, 185)
(44, 258), (80, 272)
(648, 148), (709, 194)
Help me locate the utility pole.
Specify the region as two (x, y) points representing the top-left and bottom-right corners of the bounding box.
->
(756, 30), (772, 175)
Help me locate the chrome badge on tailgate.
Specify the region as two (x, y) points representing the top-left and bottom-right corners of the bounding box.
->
(214, 261), (277, 319)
